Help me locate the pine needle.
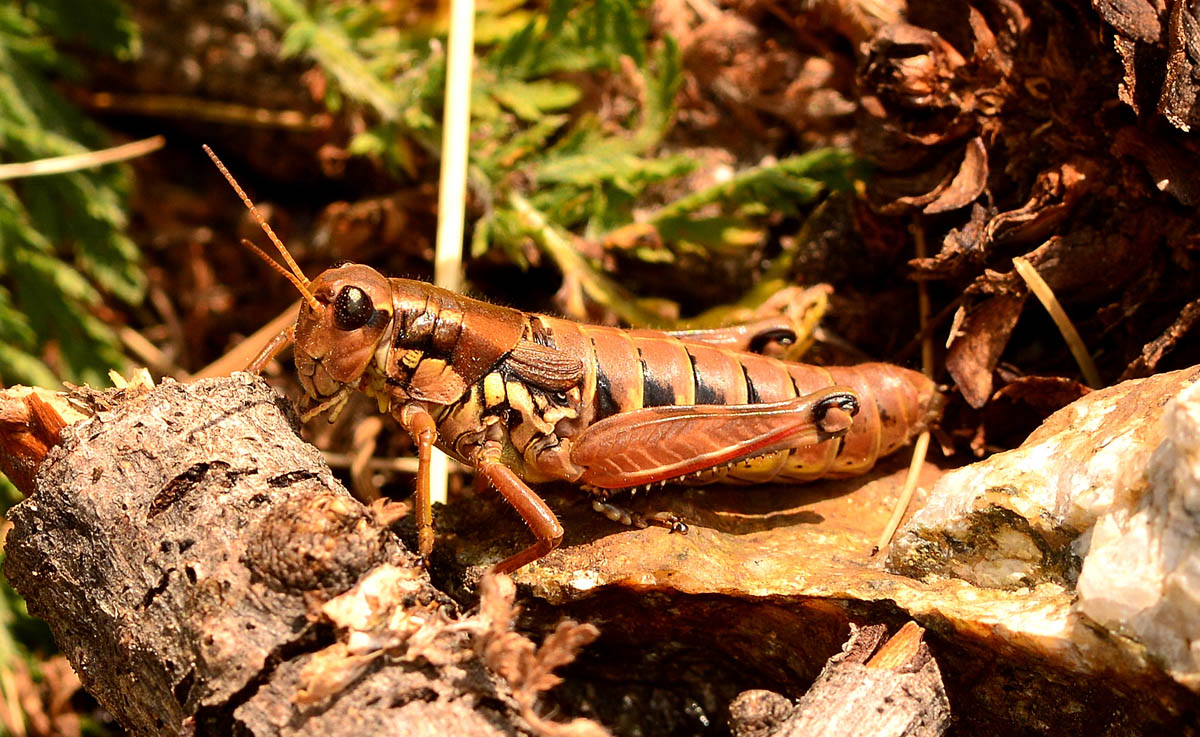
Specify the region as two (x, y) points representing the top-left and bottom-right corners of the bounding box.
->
(84, 92), (329, 131)
(874, 217), (935, 555)
(1012, 256), (1102, 388)
(0, 135), (164, 181)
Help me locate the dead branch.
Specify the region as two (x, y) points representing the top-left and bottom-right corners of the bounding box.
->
(729, 622), (950, 737)
(0, 374), (598, 737)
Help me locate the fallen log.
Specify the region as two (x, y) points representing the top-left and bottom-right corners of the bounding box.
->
(729, 622), (949, 737)
(0, 374), (602, 737)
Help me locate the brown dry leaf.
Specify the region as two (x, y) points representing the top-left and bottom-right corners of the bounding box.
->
(676, 3), (856, 145)
(368, 497), (410, 527)
(295, 645), (380, 705)
(516, 620), (601, 696)
(477, 569), (519, 635)
(910, 203), (992, 281)
(474, 573), (608, 737)
(39, 658), (81, 737)
(980, 374), (1096, 450)
(313, 190), (437, 264)
(911, 157), (1100, 281)
(946, 292), (1027, 408)
(1112, 125), (1200, 207)
(1019, 228), (1149, 304)
(649, 0), (695, 47)
(1120, 297), (1200, 380)
(1160, 1), (1200, 131)
(1, 656), (82, 737)
(296, 563), (444, 703)
(1093, 0), (1164, 43)
(984, 157), (1100, 247)
(1103, 0), (1200, 132)
(484, 631), (539, 688)
(857, 23), (971, 158)
(855, 7), (1011, 221)
(870, 140), (984, 214)
(940, 200), (1153, 409)
(923, 136), (989, 214)
(992, 374), (1092, 416)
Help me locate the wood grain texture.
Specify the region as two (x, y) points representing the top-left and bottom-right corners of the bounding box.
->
(729, 623), (949, 737)
(2, 374), (533, 737)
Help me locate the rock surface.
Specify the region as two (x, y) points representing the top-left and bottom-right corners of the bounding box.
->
(1076, 376), (1200, 690)
(889, 366), (1200, 694)
(440, 367), (1200, 733)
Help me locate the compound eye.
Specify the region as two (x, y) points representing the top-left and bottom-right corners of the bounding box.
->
(333, 285), (374, 331)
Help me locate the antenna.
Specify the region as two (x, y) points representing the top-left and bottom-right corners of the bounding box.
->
(202, 145), (320, 311)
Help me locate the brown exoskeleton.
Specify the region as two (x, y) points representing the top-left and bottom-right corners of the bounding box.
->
(205, 147), (941, 572)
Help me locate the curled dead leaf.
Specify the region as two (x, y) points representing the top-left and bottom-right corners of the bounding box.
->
(946, 293), (1027, 408)
(923, 137), (989, 214)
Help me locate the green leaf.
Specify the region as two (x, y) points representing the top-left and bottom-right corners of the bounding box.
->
(76, 231), (146, 305)
(655, 216), (765, 251)
(633, 36), (680, 149)
(545, 0), (572, 35)
(0, 342), (56, 388)
(279, 20), (317, 58)
(485, 207), (533, 270)
(475, 7), (536, 45)
(607, 0), (643, 64)
(0, 2), (145, 386)
(470, 213), (493, 259)
(481, 113), (569, 173)
(488, 79), (580, 121)
(265, 0), (404, 120)
(347, 128), (387, 157)
(490, 16), (540, 71)
(647, 149), (860, 223)
(24, 0), (139, 59)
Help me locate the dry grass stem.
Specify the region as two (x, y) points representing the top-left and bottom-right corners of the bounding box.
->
(0, 135), (164, 181)
(1012, 256), (1102, 388)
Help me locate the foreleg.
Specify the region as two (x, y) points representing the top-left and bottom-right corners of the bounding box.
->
(397, 403), (438, 559)
(476, 440), (565, 573)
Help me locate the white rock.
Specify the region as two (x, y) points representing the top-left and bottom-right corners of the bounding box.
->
(888, 366), (1200, 691)
(1076, 380), (1200, 688)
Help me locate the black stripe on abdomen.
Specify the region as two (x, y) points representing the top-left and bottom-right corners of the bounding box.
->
(640, 350), (676, 408)
(593, 357), (620, 421)
(742, 363), (761, 404)
(688, 350), (723, 404)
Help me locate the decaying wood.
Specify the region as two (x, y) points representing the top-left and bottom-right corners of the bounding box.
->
(728, 622), (949, 737)
(0, 386), (85, 495)
(0, 374), (604, 737)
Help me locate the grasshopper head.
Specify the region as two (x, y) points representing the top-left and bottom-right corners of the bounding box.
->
(202, 145), (396, 415)
(294, 264), (394, 400)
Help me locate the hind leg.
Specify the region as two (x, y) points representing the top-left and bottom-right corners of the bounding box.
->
(586, 490), (689, 533)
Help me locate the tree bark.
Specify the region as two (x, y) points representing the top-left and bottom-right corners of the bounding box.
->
(729, 622), (950, 737)
(1, 374), (535, 737)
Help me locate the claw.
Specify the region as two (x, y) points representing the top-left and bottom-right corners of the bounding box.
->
(643, 512), (688, 534)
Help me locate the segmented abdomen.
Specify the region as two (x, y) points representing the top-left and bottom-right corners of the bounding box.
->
(533, 315), (939, 485)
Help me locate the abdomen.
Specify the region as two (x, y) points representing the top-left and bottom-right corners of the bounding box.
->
(531, 316), (939, 485)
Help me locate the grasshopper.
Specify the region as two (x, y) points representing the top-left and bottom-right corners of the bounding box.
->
(205, 147), (941, 572)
